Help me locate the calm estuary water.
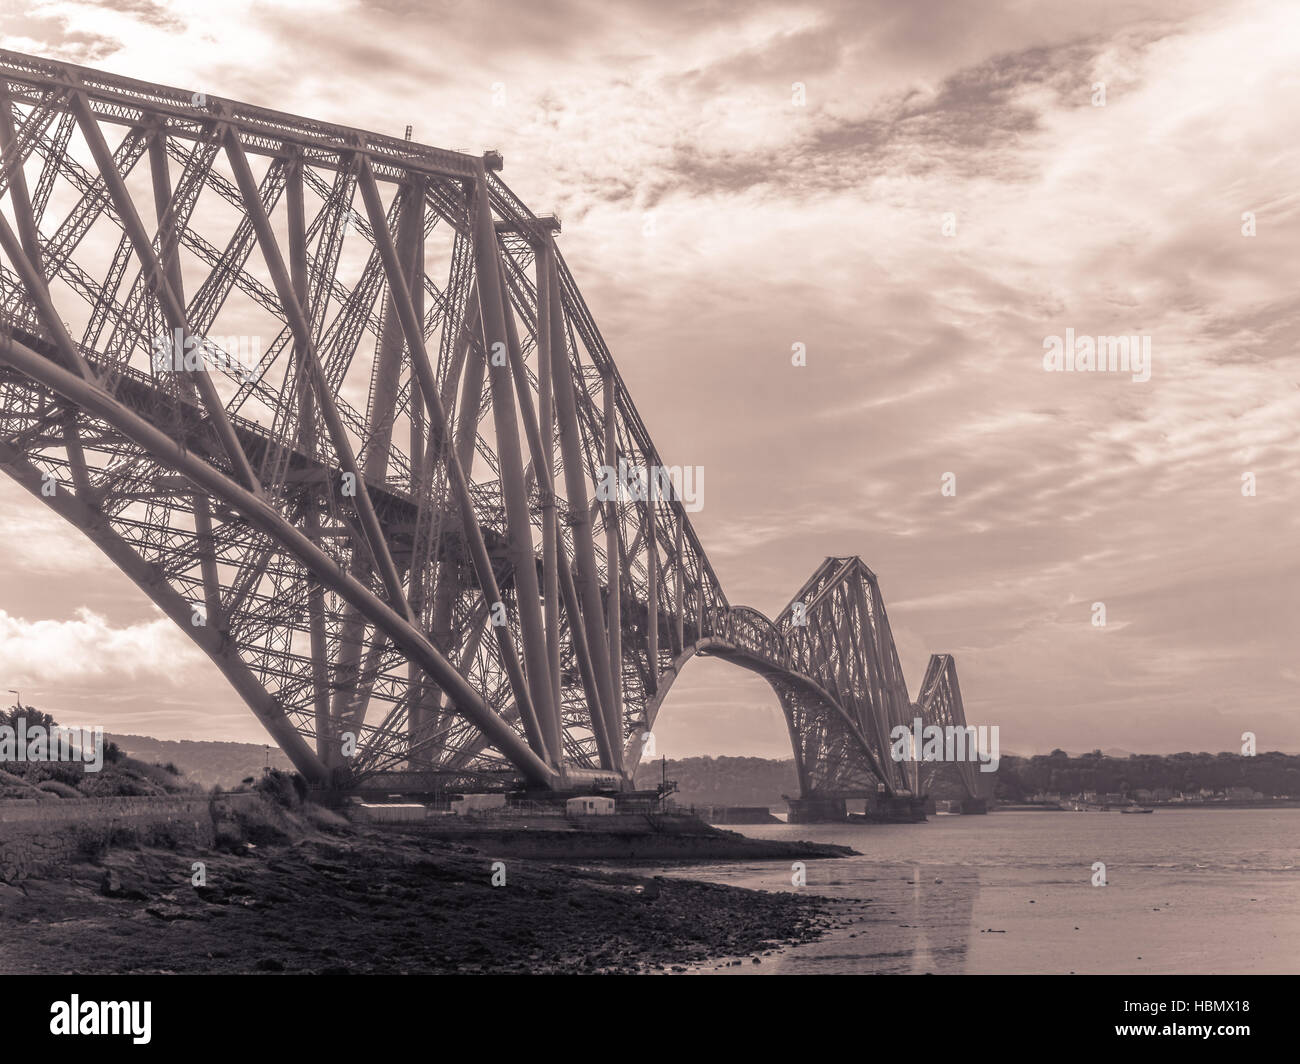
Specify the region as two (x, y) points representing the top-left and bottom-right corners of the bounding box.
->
(652, 808), (1300, 974)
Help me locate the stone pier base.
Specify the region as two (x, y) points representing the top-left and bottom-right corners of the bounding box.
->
(785, 796), (847, 823)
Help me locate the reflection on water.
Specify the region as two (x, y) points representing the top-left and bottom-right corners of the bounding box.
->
(904, 864), (979, 974)
(641, 809), (1300, 974)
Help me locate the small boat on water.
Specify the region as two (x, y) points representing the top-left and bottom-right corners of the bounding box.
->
(1120, 806), (1155, 814)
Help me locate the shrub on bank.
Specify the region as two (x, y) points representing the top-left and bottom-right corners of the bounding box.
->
(252, 768), (307, 808)
(36, 780), (81, 799)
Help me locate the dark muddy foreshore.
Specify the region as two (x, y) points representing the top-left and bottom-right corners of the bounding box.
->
(0, 810), (851, 974)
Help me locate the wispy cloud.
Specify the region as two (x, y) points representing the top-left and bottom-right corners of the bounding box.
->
(0, 0), (1295, 754)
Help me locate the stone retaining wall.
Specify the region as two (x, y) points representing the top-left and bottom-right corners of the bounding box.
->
(0, 793), (263, 883)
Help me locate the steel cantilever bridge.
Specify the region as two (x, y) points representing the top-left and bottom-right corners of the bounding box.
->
(0, 51), (988, 815)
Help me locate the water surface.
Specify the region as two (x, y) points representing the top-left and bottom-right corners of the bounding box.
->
(648, 809), (1300, 973)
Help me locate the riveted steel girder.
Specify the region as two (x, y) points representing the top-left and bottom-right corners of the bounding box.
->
(0, 52), (979, 801)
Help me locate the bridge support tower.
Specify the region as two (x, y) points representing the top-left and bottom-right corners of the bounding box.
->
(786, 796), (847, 823)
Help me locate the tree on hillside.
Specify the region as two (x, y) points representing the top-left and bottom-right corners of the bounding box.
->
(2, 703), (58, 732)
(1, 704), (123, 764)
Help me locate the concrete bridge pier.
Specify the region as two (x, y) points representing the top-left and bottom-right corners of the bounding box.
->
(868, 795), (928, 822)
(959, 797), (989, 814)
(785, 796), (847, 823)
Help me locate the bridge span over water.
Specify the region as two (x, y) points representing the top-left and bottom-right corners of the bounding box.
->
(0, 50), (989, 814)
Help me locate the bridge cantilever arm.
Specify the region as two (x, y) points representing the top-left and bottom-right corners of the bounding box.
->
(220, 124), (414, 623)
(0, 81), (45, 274)
(66, 90), (262, 493)
(0, 331), (559, 789)
(0, 212), (95, 382)
(0, 433), (329, 784)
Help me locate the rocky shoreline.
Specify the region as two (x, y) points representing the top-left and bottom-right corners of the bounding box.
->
(390, 812), (857, 861)
(0, 811), (849, 974)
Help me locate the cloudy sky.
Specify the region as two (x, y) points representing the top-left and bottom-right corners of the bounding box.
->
(1, 0), (1297, 757)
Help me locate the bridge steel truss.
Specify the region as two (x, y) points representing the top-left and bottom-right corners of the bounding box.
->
(0, 50), (980, 801)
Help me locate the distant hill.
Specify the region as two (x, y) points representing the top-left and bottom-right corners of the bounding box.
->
(105, 734), (293, 791)
(96, 736), (1294, 801)
(1061, 748), (1137, 759)
(994, 750), (1300, 800)
(1001, 749), (1136, 759)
